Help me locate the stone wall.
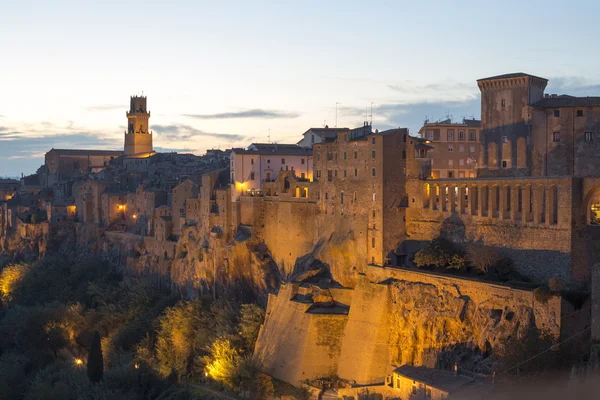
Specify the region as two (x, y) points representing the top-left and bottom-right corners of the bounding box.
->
(255, 267), (572, 386)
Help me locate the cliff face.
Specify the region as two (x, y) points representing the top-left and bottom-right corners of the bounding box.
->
(254, 267), (567, 386)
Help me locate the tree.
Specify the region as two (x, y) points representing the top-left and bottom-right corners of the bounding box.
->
(239, 304), (265, 352)
(204, 338), (240, 390)
(87, 330), (104, 382)
(413, 238), (466, 270)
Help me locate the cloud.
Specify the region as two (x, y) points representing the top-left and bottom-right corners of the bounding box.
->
(386, 80), (478, 104)
(183, 109), (299, 119)
(546, 76), (600, 96)
(86, 104), (123, 112)
(340, 98), (480, 135)
(151, 124), (247, 142)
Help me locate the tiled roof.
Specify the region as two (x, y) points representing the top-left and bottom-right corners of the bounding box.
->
(477, 72), (548, 82)
(532, 95), (600, 108)
(463, 118), (481, 128)
(233, 143), (312, 156)
(394, 365), (474, 393)
(48, 148), (124, 156)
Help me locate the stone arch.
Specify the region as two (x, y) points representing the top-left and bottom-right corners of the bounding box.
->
(501, 139), (512, 169)
(295, 186), (300, 198)
(583, 183), (600, 225)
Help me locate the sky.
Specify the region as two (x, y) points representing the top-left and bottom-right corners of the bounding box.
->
(1, 0), (600, 177)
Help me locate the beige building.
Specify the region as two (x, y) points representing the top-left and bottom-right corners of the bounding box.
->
(230, 143), (313, 202)
(419, 118), (482, 179)
(296, 126), (349, 148)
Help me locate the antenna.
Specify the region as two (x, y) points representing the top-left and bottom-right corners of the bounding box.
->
(268, 129), (271, 143)
(370, 102), (374, 125)
(335, 102), (340, 128)
(324, 120), (327, 128)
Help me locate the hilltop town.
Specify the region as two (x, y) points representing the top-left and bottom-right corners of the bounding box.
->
(2, 72), (600, 397)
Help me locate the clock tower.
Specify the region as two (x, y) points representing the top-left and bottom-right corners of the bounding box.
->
(124, 95), (153, 156)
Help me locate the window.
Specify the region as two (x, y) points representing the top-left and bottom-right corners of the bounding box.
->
(586, 131), (593, 143)
(354, 151), (358, 159)
(281, 158), (285, 164)
(372, 210), (375, 217)
(372, 193), (376, 202)
(372, 167), (376, 177)
(554, 109), (560, 117)
(372, 238), (375, 248)
(328, 170), (332, 181)
(425, 387), (432, 399)
(459, 159), (464, 166)
(501, 99), (505, 108)
(459, 145), (464, 152)
(267, 159), (271, 164)
(250, 172), (255, 180)
(372, 150), (376, 159)
(231, 173), (234, 182)
(447, 130), (454, 141)
(553, 132), (560, 142)
(372, 138), (376, 144)
(325, 192), (328, 200)
(354, 191), (357, 201)
(448, 159), (454, 166)
(469, 130), (476, 141)
(250, 158), (254, 165)
(354, 168), (358, 177)
(317, 154), (320, 161)
(344, 169), (347, 177)
(301, 159), (305, 164)
(448, 171), (454, 178)
(426, 130), (434, 140)
(311, 134), (315, 143)
(301, 172), (305, 179)
(344, 152), (347, 160)
(577, 110), (584, 117)
(402, 150), (406, 159)
(340, 192), (344, 204)
(502, 160), (508, 168)
(316, 170), (321, 178)
(334, 170), (338, 177)
(501, 136), (508, 144)
(448, 144), (454, 152)
(458, 130), (465, 141)
(470, 145), (476, 153)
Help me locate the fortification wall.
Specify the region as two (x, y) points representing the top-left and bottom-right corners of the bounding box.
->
(255, 267), (568, 386)
(405, 177), (582, 284)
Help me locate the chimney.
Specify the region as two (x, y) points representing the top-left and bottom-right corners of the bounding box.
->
(454, 363), (458, 376)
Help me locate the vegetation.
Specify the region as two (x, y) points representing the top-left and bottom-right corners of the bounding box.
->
(413, 238), (467, 270)
(0, 256), (268, 399)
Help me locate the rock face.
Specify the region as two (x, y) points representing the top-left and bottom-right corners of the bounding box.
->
(254, 266), (569, 386)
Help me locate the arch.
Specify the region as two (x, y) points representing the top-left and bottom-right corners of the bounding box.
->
(423, 183), (431, 209)
(491, 185), (499, 218)
(517, 137), (527, 169)
(481, 185), (489, 217)
(295, 186), (300, 198)
(302, 187), (308, 198)
(470, 185), (478, 215)
(549, 185), (558, 225)
(503, 184), (511, 219)
(583, 183), (600, 225)
(501, 139), (512, 169)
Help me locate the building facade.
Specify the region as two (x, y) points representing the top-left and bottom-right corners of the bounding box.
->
(419, 118), (482, 179)
(124, 95), (154, 156)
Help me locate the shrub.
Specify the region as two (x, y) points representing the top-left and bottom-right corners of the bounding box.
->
(239, 304), (265, 352)
(414, 238), (466, 270)
(255, 373), (274, 399)
(203, 338), (240, 390)
(0, 263), (31, 303)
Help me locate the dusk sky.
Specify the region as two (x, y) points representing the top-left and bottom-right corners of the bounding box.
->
(2, 0), (600, 177)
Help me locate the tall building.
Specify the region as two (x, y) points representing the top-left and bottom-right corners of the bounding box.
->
(419, 118), (482, 178)
(124, 96), (153, 156)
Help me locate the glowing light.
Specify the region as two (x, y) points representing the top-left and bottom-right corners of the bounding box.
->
(425, 140), (431, 144)
(205, 371), (209, 377)
(134, 363), (139, 369)
(75, 358), (83, 366)
(117, 204), (124, 210)
(132, 214), (137, 219)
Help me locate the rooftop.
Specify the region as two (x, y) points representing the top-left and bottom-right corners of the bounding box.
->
(477, 72), (548, 82)
(533, 95), (600, 108)
(233, 143), (313, 156)
(304, 127), (349, 140)
(47, 148), (124, 156)
(394, 365), (474, 393)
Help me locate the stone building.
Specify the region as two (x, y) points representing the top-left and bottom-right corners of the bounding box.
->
(313, 125), (409, 266)
(296, 126), (349, 148)
(43, 149), (123, 188)
(172, 180), (199, 236)
(419, 118), (482, 178)
(124, 95), (154, 157)
(0, 179), (19, 201)
(230, 143), (313, 202)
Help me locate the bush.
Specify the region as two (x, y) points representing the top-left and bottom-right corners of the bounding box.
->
(255, 373), (274, 399)
(239, 304), (265, 352)
(414, 238), (466, 270)
(0, 263), (31, 303)
(203, 338), (240, 390)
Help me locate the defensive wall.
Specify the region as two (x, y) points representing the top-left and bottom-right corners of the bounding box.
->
(254, 265), (584, 387)
(405, 176), (592, 285)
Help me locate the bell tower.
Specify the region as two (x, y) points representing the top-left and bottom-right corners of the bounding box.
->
(124, 95), (153, 156)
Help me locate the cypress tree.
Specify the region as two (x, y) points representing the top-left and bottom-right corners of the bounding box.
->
(87, 330), (104, 382)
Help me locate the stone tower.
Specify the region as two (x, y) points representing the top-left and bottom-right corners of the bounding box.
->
(124, 95), (153, 156)
(477, 73), (547, 176)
